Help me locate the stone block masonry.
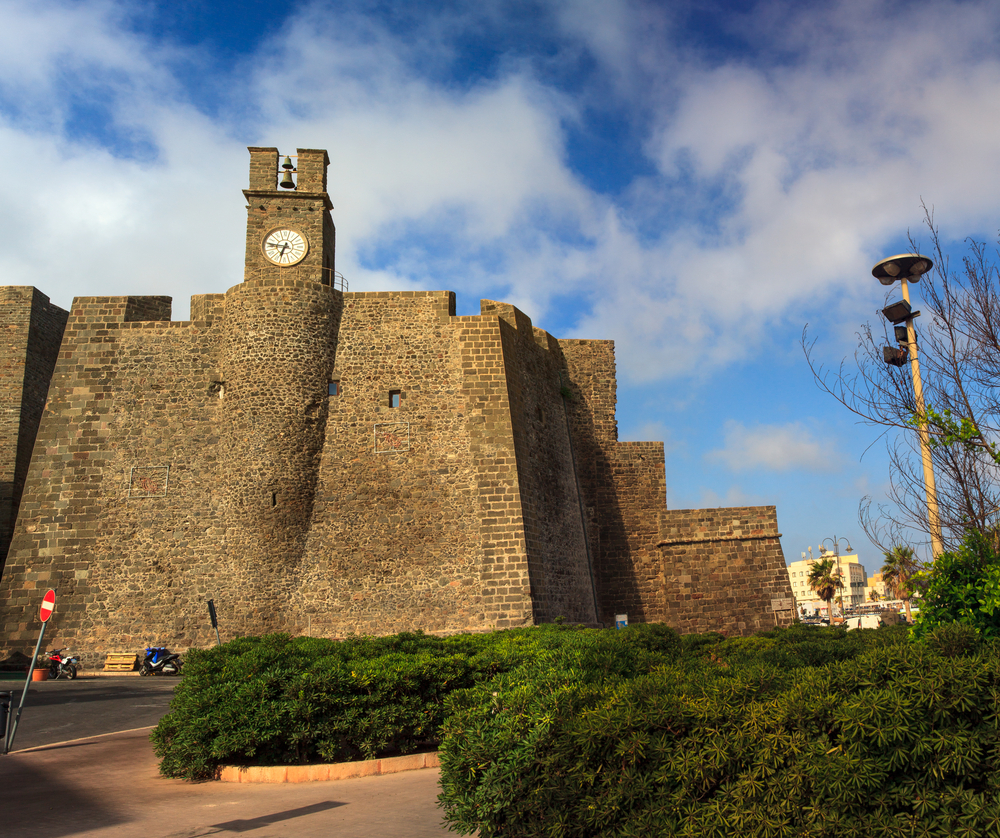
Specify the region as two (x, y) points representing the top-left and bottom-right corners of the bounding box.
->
(655, 506), (795, 634)
(0, 288), (67, 572)
(0, 146), (794, 665)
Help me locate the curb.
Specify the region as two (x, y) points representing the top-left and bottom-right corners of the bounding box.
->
(219, 751), (440, 783)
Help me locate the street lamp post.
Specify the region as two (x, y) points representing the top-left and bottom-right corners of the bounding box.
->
(873, 254), (944, 557)
(822, 535), (852, 614)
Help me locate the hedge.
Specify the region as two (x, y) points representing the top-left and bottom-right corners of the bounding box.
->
(153, 620), (998, 838)
(438, 625), (1000, 838)
(151, 622), (681, 780)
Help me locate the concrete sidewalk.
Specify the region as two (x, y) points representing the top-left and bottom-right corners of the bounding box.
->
(0, 728), (460, 838)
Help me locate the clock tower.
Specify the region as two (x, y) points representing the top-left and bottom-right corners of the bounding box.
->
(222, 147), (343, 617)
(243, 147), (337, 285)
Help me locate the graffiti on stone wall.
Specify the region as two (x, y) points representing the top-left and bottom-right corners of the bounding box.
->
(128, 466), (170, 498)
(374, 423), (410, 454)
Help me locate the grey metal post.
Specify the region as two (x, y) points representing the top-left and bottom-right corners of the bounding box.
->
(4, 620), (48, 755)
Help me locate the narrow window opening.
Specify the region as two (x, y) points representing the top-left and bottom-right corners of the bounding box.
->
(328, 380), (340, 396)
(270, 492), (277, 508)
(389, 390), (401, 408)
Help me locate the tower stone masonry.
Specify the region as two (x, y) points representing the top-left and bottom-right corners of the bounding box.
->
(0, 147), (794, 665)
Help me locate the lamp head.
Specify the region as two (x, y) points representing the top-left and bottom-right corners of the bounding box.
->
(882, 299), (912, 324)
(872, 253), (933, 285)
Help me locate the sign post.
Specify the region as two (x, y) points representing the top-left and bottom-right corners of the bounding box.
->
(771, 597), (793, 626)
(4, 589), (55, 755)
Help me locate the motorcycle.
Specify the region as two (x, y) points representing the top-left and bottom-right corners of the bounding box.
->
(45, 649), (79, 680)
(140, 646), (182, 676)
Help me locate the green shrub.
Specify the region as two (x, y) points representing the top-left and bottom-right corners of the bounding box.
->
(151, 622), (682, 780)
(438, 637), (1000, 838)
(679, 631), (725, 655)
(926, 621), (980, 657)
(688, 622), (908, 671)
(152, 632), (476, 780)
(912, 530), (1000, 640)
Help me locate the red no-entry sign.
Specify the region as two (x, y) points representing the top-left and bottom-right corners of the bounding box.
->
(39, 589), (55, 622)
(6, 588), (57, 754)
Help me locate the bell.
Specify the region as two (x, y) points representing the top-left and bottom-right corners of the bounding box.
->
(281, 156), (295, 170)
(279, 170), (296, 189)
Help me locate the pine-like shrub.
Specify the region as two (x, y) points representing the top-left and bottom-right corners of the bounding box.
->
(926, 622), (981, 657)
(151, 623), (682, 780)
(438, 633), (1000, 838)
(152, 632), (475, 779)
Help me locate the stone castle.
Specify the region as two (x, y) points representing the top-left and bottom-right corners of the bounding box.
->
(0, 147), (793, 662)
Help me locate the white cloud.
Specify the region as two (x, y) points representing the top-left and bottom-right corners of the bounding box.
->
(706, 420), (840, 473)
(2, 0), (1000, 381)
(572, 0), (1000, 380)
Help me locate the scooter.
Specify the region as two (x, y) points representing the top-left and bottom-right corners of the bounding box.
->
(46, 649), (79, 680)
(140, 646), (182, 676)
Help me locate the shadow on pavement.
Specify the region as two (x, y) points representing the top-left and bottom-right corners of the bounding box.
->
(0, 756), (126, 838)
(211, 800), (346, 832)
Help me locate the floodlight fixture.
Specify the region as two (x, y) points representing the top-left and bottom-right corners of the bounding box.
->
(883, 346), (907, 366)
(872, 253), (934, 286)
(882, 299), (912, 324)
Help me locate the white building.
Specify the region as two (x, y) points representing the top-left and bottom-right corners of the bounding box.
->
(787, 547), (869, 612)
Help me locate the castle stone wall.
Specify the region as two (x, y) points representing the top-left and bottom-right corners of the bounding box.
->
(0, 146), (797, 662)
(655, 506), (794, 634)
(0, 286), (796, 662)
(0, 288), (67, 569)
(452, 310), (536, 629)
(492, 308), (597, 624)
(220, 276), (342, 630)
(292, 290), (508, 637)
(0, 297), (230, 656)
(597, 441), (669, 625)
(557, 339), (673, 626)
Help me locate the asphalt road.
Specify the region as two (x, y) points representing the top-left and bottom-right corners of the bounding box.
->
(2, 676), (177, 751)
(0, 677), (459, 837)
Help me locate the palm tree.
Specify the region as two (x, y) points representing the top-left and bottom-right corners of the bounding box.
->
(882, 545), (920, 623)
(807, 558), (843, 623)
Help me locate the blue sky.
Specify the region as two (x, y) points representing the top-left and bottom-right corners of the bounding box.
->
(4, 0), (1000, 571)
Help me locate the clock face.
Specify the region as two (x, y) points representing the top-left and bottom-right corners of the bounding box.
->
(262, 228), (308, 266)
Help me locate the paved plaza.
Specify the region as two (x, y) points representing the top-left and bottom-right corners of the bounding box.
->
(0, 677), (460, 838)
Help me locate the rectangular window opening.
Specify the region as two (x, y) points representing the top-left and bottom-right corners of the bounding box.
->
(328, 380), (340, 396)
(389, 390), (401, 408)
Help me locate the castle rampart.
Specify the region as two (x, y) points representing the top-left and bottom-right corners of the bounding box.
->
(655, 506), (792, 633)
(0, 147), (795, 665)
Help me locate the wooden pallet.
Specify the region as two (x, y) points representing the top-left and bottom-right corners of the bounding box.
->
(104, 652), (138, 672)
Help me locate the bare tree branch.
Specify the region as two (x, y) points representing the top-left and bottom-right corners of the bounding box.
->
(806, 209), (1000, 553)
